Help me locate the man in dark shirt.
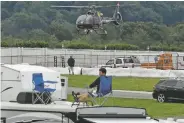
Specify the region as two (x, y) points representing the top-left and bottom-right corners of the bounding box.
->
(72, 68), (107, 102)
(67, 56), (75, 75)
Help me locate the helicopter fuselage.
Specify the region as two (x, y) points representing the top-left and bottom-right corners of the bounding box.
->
(76, 14), (102, 30)
(51, 2), (123, 35)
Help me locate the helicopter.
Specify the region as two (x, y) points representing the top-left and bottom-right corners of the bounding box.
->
(51, 3), (125, 35)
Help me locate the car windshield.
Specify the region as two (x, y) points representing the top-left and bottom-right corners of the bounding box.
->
(106, 59), (114, 65)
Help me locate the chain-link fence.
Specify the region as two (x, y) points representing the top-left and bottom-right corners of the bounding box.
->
(1, 48), (184, 69)
(1, 53), (184, 69)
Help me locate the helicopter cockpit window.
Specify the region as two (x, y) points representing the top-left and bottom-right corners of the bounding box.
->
(87, 10), (94, 15)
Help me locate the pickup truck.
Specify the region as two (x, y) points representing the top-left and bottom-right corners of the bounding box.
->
(98, 56), (141, 68)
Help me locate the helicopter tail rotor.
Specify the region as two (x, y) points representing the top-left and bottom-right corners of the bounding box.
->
(112, 2), (122, 25)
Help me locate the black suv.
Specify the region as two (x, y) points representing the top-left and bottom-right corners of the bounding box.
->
(152, 78), (184, 103)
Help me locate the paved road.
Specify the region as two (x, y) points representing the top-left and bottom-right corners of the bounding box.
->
(68, 87), (153, 99)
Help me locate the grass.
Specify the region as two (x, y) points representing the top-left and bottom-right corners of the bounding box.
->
(64, 75), (184, 118)
(62, 74), (160, 92)
(67, 95), (184, 118)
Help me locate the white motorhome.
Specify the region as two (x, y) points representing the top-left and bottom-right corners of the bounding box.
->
(1, 103), (167, 123)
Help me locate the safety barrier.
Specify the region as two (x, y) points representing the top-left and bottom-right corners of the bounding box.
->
(159, 118), (184, 123)
(49, 67), (184, 78)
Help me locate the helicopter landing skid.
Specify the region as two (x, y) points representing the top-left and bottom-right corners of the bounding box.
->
(94, 28), (107, 35)
(77, 29), (91, 35)
(77, 28), (107, 35)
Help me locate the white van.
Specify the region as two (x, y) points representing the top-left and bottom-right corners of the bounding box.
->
(98, 56), (141, 68)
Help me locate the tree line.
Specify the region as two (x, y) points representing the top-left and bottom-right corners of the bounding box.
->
(1, 1), (184, 51)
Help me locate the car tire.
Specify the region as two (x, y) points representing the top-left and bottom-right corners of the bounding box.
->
(157, 93), (167, 103)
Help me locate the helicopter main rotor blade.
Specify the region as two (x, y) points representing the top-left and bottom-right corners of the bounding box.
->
(51, 5), (90, 8)
(51, 4), (136, 9)
(100, 4), (136, 7)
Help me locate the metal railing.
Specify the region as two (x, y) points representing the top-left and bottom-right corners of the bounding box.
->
(1, 47), (184, 69)
(1, 54), (184, 69)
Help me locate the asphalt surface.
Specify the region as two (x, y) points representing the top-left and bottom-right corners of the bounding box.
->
(68, 87), (153, 99)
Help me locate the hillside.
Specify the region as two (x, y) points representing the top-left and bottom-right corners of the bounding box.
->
(1, 1), (184, 51)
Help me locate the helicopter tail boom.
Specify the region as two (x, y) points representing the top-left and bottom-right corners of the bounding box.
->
(101, 19), (119, 25)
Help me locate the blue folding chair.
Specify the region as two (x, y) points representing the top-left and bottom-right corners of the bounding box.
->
(88, 76), (113, 106)
(44, 80), (57, 104)
(32, 73), (57, 104)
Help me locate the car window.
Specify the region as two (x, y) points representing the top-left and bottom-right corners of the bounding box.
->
(156, 80), (166, 85)
(123, 59), (128, 63)
(116, 59), (122, 64)
(106, 59), (114, 65)
(164, 80), (177, 86)
(123, 58), (134, 63)
(175, 80), (184, 88)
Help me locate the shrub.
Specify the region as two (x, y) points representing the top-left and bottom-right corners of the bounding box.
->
(1, 41), (9, 47)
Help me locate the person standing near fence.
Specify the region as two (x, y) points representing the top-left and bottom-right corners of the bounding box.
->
(67, 56), (75, 75)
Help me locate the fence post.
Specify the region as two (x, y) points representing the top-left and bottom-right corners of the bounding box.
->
(148, 55), (149, 69)
(54, 56), (57, 67)
(97, 55), (98, 67)
(84, 54), (86, 67)
(114, 50), (116, 58)
(46, 48), (48, 67)
(42, 48), (45, 66)
(11, 48), (12, 64)
(36, 55), (38, 65)
(60, 55), (62, 67)
(44, 48), (48, 67)
(90, 50), (92, 67)
(21, 47), (23, 63)
(17, 47), (19, 64)
(61, 56), (65, 68)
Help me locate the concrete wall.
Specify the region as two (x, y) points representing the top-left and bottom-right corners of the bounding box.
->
(51, 67), (184, 78)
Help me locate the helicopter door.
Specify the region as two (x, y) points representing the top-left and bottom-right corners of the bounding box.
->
(93, 15), (101, 26)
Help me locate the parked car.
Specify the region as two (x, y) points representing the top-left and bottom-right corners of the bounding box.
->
(152, 78), (184, 103)
(98, 56), (141, 68)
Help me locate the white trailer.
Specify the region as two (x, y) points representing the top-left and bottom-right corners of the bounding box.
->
(1, 63), (67, 102)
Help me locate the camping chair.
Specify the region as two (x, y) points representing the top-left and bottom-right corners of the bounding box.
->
(32, 73), (57, 104)
(44, 80), (57, 104)
(88, 76), (113, 106)
(71, 76), (112, 107)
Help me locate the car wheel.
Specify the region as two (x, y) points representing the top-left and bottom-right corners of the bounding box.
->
(157, 93), (166, 103)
